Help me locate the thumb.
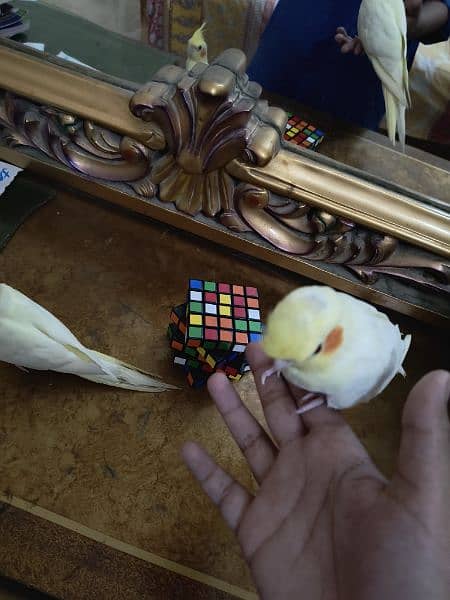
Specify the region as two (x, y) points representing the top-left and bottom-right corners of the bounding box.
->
(395, 370), (450, 493)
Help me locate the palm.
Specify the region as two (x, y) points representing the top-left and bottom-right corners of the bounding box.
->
(182, 345), (450, 600)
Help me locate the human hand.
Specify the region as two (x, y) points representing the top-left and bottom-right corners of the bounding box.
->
(182, 344), (450, 600)
(335, 27), (364, 55)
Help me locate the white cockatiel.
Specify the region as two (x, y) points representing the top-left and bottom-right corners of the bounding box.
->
(0, 284), (176, 392)
(357, 0), (411, 149)
(262, 286), (411, 413)
(186, 23), (208, 71)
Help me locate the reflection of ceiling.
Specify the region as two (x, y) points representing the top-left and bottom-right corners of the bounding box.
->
(44, 0), (141, 41)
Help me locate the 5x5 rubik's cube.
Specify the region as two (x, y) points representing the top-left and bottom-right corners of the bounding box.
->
(168, 279), (263, 388)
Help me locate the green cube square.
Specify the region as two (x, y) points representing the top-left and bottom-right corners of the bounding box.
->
(204, 340), (217, 350)
(204, 281), (216, 292)
(185, 347), (197, 357)
(218, 341), (231, 351)
(189, 326), (203, 339)
(189, 301), (203, 313)
(249, 321), (262, 333)
(234, 319), (248, 332)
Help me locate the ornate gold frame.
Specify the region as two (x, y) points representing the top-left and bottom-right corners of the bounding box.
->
(1, 42), (449, 324)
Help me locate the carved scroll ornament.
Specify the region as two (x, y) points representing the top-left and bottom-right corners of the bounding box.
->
(0, 92), (158, 197)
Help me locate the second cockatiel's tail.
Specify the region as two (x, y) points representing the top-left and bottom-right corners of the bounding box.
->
(357, 0), (410, 149)
(262, 286), (411, 413)
(0, 284), (176, 392)
(186, 23), (208, 71)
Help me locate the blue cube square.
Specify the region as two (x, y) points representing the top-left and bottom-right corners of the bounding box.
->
(190, 279), (203, 290)
(250, 332), (263, 343)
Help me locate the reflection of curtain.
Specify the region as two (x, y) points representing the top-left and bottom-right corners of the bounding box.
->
(142, 0), (279, 61)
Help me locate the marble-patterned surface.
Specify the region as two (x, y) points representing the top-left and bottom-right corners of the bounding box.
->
(0, 187), (448, 597)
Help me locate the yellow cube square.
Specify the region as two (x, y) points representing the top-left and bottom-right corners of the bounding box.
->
(219, 305), (231, 316)
(229, 374), (242, 382)
(219, 294), (231, 305)
(206, 355), (216, 368)
(190, 314), (203, 326)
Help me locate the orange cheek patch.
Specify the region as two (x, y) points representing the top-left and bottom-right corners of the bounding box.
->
(323, 326), (343, 354)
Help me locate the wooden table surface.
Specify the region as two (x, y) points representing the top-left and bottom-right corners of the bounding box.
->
(0, 182), (448, 599)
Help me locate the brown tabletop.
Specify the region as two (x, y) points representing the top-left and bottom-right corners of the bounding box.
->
(0, 181), (447, 599)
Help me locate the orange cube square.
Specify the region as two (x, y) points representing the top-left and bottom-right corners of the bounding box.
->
(220, 330), (233, 342)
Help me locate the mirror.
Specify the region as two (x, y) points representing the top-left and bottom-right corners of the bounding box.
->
(0, 0), (449, 328)
(1, 0), (449, 214)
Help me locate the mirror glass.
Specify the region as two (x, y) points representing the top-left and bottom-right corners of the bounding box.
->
(1, 0), (449, 213)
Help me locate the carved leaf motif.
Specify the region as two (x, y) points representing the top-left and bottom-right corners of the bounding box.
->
(130, 49), (287, 216)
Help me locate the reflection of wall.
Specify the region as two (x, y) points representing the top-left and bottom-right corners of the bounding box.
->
(378, 40), (450, 144)
(44, 0), (141, 40)
(407, 40), (450, 143)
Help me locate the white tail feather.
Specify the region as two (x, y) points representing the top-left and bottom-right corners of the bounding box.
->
(82, 349), (178, 392)
(383, 86), (406, 150)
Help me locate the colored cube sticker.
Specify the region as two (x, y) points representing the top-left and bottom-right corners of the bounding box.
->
(170, 304), (187, 335)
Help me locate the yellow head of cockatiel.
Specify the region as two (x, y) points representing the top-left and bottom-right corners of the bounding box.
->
(262, 286), (344, 367)
(186, 22), (208, 68)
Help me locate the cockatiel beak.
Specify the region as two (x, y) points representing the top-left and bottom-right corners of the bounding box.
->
(262, 287), (342, 364)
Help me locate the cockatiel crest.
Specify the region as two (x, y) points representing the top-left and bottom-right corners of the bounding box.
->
(186, 22), (208, 71)
(262, 286), (411, 412)
(0, 284), (177, 392)
(357, 0), (411, 150)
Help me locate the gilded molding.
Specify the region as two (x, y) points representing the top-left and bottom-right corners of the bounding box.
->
(227, 155), (450, 259)
(0, 43), (448, 257)
(127, 50), (449, 293)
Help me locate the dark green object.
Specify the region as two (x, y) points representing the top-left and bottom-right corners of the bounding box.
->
(0, 175), (54, 251)
(14, 0), (177, 84)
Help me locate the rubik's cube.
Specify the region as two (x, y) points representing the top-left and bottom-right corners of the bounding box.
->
(284, 113), (325, 149)
(168, 280), (262, 388)
(186, 279), (263, 352)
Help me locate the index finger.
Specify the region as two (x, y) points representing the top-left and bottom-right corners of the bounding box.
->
(246, 344), (305, 444)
